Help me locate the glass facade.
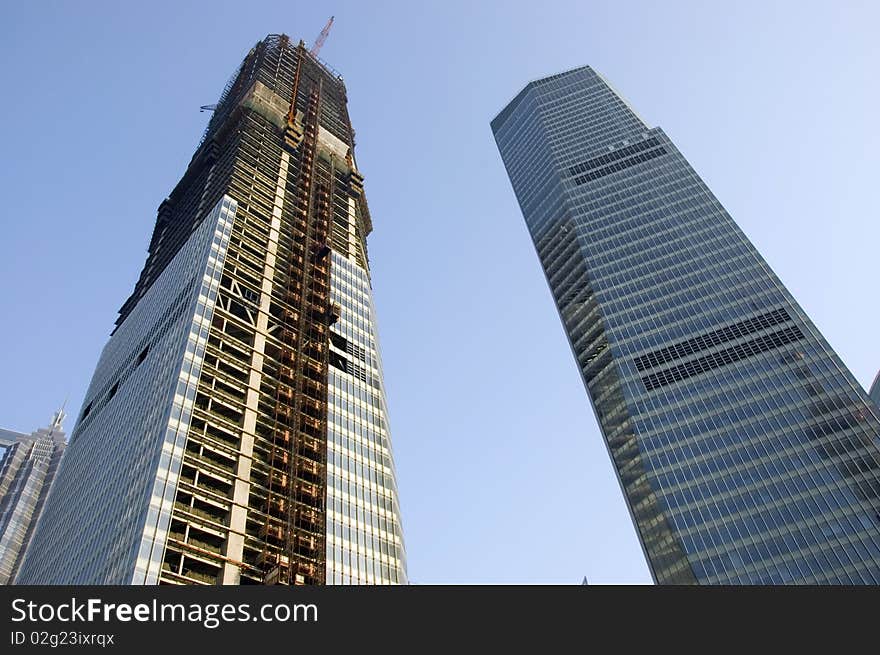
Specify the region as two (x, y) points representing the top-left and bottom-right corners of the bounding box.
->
(492, 66), (880, 584)
(327, 252), (406, 584)
(870, 372), (880, 410)
(16, 34), (405, 585)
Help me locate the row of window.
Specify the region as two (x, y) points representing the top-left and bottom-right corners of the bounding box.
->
(635, 308), (792, 372)
(642, 326), (806, 391)
(573, 147), (668, 186)
(567, 136), (662, 175)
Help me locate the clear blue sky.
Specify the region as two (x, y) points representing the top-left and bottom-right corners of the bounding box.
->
(1, 1), (877, 584)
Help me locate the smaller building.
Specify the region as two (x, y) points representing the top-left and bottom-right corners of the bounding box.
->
(0, 410), (66, 584)
(870, 371), (880, 409)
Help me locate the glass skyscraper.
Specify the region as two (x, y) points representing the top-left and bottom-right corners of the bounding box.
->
(17, 34), (406, 585)
(492, 66), (880, 584)
(0, 411), (66, 584)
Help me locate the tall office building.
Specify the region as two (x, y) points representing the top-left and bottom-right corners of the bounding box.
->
(492, 67), (880, 584)
(0, 411), (66, 584)
(870, 372), (880, 410)
(17, 34), (406, 585)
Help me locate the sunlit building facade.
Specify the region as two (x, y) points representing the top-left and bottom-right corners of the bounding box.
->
(17, 34), (405, 585)
(492, 66), (880, 584)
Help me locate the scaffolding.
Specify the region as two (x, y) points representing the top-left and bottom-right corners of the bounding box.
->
(150, 35), (360, 586)
(259, 43), (334, 585)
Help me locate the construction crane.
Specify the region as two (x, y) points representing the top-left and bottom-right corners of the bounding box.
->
(309, 16), (334, 57)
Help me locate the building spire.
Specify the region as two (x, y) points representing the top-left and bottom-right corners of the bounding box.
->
(51, 399), (66, 431)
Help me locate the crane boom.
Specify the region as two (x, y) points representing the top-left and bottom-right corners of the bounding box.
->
(309, 16), (334, 57)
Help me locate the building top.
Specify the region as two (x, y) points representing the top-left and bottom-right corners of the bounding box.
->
(115, 33), (366, 331)
(870, 371), (880, 408)
(490, 65), (596, 131)
(491, 64), (647, 135)
(0, 410), (66, 449)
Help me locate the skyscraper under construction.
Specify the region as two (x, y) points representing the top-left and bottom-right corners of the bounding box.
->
(17, 34), (406, 585)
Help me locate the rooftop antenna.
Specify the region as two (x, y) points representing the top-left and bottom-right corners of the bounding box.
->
(310, 16), (334, 57)
(49, 397), (67, 435)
